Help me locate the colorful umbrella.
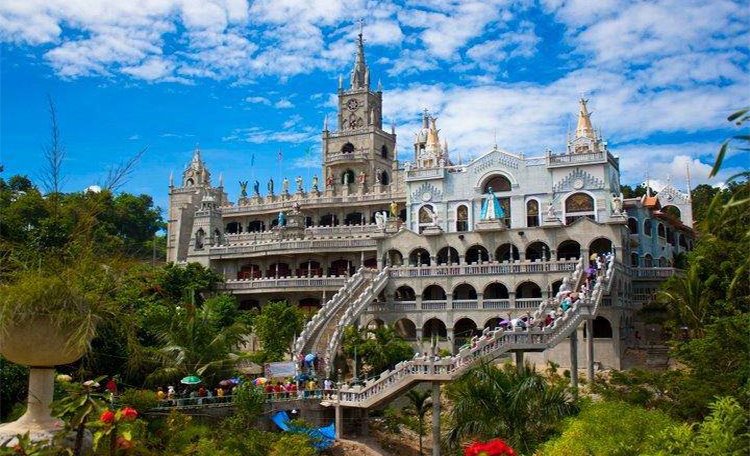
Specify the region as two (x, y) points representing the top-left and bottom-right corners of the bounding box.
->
(253, 377), (268, 385)
(180, 375), (201, 385)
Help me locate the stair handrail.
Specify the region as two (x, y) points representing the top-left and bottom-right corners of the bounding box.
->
(322, 267), (391, 377)
(294, 267), (366, 356)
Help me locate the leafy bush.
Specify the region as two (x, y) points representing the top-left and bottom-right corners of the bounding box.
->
(119, 389), (159, 412)
(268, 433), (315, 456)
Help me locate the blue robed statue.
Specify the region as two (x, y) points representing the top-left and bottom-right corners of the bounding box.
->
(480, 187), (505, 221)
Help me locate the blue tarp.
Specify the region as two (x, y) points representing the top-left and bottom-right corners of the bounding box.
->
(271, 411), (335, 451)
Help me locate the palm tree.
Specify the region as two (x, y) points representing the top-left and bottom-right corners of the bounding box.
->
(147, 298), (250, 387)
(405, 388), (432, 456)
(444, 361), (577, 455)
(657, 262), (714, 337)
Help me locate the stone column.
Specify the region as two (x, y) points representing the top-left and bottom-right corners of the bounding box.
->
(477, 292), (484, 309)
(570, 326), (579, 392)
(515, 351), (524, 371)
(335, 404), (343, 439)
(361, 409), (369, 436)
(509, 291), (516, 309)
(432, 382), (441, 456)
(586, 319), (595, 382)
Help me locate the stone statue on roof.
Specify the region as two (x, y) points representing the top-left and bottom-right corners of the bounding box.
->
(268, 179), (274, 195)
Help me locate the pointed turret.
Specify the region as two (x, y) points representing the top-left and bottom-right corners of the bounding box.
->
(575, 98), (595, 140)
(350, 21), (369, 90)
(183, 146), (211, 187)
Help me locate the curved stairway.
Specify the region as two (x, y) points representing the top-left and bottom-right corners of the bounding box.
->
(294, 267), (390, 375)
(333, 256), (616, 408)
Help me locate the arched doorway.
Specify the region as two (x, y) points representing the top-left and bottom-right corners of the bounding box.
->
(238, 264), (261, 279)
(298, 260), (322, 277)
(226, 221), (242, 234)
(584, 316), (613, 338)
(319, 213), (339, 226)
(385, 249), (403, 267)
(395, 286), (416, 301)
(330, 259), (352, 276)
(454, 318), (479, 349)
(484, 282), (509, 299)
(423, 285), (446, 301)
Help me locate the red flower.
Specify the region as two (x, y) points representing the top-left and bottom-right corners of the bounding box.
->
(116, 436), (133, 450)
(120, 407), (138, 422)
(100, 410), (115, 424)
(464, 439), (516, 456)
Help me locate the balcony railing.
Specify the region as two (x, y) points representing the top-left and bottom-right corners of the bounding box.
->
(483, 299), (510, 309)
(546, 151), (606, 166)
(220, 190), (405, 214)
(630, 267), (679, 279)
(406, 168), (444, 180)
(211, 238), (377, 255)
(388, 260), (577, 278)
(422, 300), (447, 310)
(224, 276), (348, 291)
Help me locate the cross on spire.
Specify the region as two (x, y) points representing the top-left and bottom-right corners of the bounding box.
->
(350, 18), (369, 89)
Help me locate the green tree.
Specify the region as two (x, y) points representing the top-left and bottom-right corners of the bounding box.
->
(253, 301), (304, 362)
(538, 401), (677, 455)
(342, 324), (414, 376)
(656, 260), (715, 337)
(444, 362), (577, 454)
(405, 388), (432, 456)
(147, 297), (251, 387)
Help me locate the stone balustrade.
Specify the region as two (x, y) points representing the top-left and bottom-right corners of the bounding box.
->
(224, 276), (348, 291)
(388, 260), (577, 278)
(210, 237), (377, 256)
(220, 189), (405, 214)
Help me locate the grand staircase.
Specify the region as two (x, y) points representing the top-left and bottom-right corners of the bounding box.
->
(334, 256), (615, 409)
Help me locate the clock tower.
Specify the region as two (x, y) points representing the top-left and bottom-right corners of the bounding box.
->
(322, 27), (396, 189)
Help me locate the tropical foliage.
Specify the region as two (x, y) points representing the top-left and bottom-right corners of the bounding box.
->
(405, 388), (432, 456)
(342, 324), (414, 376)
(252, 301), (305, 362)
(444, 362), (577, 455)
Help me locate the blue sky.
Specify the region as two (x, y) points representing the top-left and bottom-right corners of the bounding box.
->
(1, 0), (748, 212)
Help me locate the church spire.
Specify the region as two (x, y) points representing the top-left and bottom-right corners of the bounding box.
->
(575, 98), (595, 139)
(350, 19), (369, 90)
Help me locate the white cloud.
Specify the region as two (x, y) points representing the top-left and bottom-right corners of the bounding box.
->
(245, 96), (271, 105)
(223, 125), (316, 144)
(274, 98), (294, 109)
(122, 56), (176, 81)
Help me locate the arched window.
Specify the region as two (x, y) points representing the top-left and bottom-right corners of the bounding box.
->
(456, 205), (469, 232)
(409, 248), (431, 266)
(627, 218), (638, 234)
(381, 145), (389, 158)
(454, 318), (479, 348)
(658, 257), (667, 267)
(394, 319), (417, 340)
(341, 169), (355, 185)
(418, 204), (436, 233)
(589, 238), (613, 256)
(422, 285), (446, 300)
(483, 174), (512, 192)
(516, 281), (542, 298)
(267, 262), (291, 278)
(526, 241), (550, 261)
(330, 259), (352, 276)
(185, 178), (194, 186)
(557, 240), (581, 260)
(589, 316), (613, 338)
(657, 223), (666, 238)
(466, 245), (489, 264)
(437, 247), (459, 265)
(344, 212), (363, 225)
(195, 228), (205, 250)
(630, 252), (639, 267)
(320, 214), (339, 226)
(644, 219), (653, 236)
(453, 284), (477, 300)
(526, 200), (540, 227)
(423, 318), (447, 339)
(238, 264), (261, 279)
(380, 170), (390, 185)
(484, 283), (509, 299)
(298, 261), (322, 277)
(213, 229), (222, 245)
(341, 142), (354, 154)
(565, 192), (595, 224)
(385, 249), (403, 266)
(495, 244), (519, 262)
(644, 254), (653, 267)
(395, 286), (416, 301)
(247, 220), (264, 232)
(226, 222), (242, 234)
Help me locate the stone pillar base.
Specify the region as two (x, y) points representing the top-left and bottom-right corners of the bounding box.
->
(0, 368), (60, 445)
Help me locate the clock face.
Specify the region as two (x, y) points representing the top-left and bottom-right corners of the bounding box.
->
(347, 99), (359, 111)
(573, 178), (585, 190)
(421, 192), (432, 202)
